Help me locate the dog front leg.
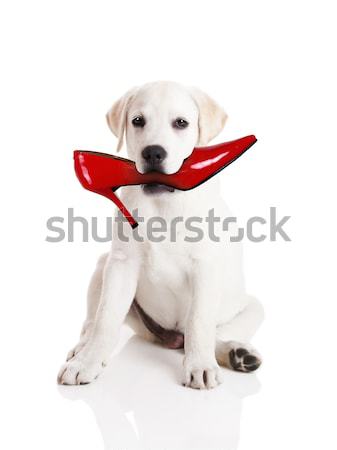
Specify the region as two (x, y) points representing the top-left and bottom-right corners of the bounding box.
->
(183, 262), (224, 389)
(58, 250), (140, 385)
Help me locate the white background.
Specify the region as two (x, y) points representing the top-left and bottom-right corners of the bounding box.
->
(1, 1), (336, 449)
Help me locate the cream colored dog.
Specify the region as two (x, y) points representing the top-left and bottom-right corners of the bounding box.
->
(58, 81), (264, 389)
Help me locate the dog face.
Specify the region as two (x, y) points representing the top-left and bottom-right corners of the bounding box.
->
(125, 83), (199, 175)
(107, 81), (227, 187)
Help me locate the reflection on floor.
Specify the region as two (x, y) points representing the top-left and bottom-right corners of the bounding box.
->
(59, 333), (260, 450)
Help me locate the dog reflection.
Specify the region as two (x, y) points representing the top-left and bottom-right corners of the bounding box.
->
(59, 335), (260, 450)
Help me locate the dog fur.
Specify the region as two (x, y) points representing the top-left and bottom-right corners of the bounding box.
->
(58, 81), (264, 389)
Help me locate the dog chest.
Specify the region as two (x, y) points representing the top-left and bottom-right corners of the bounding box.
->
(141, 240), (193, 290)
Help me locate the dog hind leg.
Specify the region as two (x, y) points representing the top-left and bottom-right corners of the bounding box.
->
(215, 296), (264, 373)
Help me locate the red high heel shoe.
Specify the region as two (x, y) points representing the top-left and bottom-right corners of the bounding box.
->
(74, 135), (257, 228)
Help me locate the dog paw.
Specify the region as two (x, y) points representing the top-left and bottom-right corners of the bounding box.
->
(228, 342), (262, 373)
(66, 341), (87, 361)
(57, 356), (106, 385)
(66, 321), (93, 361)
(183, 357), (224, 389)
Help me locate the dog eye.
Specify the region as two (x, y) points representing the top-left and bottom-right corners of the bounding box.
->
(173, 118), (189, 129)
(132, 116), (146, 127)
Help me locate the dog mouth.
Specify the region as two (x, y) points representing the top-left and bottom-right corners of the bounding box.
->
(142, 183), (175, 195)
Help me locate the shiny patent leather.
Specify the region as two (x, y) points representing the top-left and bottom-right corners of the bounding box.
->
(74, 135), (257, 228)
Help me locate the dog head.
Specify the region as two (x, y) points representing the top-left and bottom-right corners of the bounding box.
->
(106, 81), (227, 192)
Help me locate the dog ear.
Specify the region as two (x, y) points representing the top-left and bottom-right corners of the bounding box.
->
(189, 87), (227, 146)
(106, 87), (138, 152)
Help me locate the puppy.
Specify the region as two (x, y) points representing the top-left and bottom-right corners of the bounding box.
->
(58, 81), (264, 389)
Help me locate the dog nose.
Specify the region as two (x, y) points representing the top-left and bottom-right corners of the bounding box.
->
(142, 145), (167, 168)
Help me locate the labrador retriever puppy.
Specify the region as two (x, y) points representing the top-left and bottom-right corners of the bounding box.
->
(58, 81), (264, 389)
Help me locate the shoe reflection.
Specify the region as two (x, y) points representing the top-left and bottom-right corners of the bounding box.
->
(58, 334), (260, 450)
